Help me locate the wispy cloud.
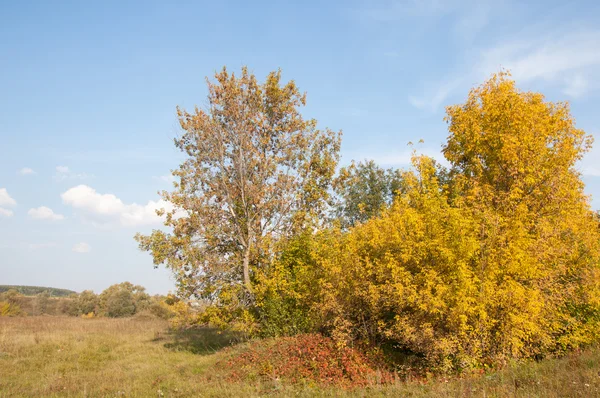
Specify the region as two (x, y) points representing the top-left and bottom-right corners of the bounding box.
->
(0, 188), (17, 207)
(0, 208), (13, 217)
(408, 78), (464, 112)
(476, 30), (600, 95)
(153, 175), (176, 184)
(452, 1), (491, 42)
(19, 167), (36, 175)
(409, 29), (600, 111)
(28, 206), (65, 221)
(0, 188), (16, 216)
(564, 74), (589, 98)
(53, 166), (92, 182)
(72, 242), (91, 253)
(357, 0), (492, 41)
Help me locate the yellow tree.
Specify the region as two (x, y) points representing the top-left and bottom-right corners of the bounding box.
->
(315, 73), (600, 371)
(136, 67), (341, 306)
(444, 72), (600, 360)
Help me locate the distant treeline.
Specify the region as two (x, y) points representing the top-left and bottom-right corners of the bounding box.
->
(0, 285), (77, 297)
(0, 282), (178, 320)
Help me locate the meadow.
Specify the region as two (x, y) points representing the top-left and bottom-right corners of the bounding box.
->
(1, 316), (600, 397)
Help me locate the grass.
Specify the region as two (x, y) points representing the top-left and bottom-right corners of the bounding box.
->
(1, 316), (600, 397)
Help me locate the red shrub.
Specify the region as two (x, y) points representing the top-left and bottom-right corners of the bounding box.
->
(217, 334), (395, 388)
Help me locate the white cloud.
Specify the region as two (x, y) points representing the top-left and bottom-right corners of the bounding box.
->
(476, 31), (600, 92)
(28, 206), (65, 221)
(62, 185), (125, 215)
(0, 208), (13, 217)
(61, 185), (176, 227)
(53, 166), (92, 182)
(72, 242), (91, 253)
(0, 188), (16, 207)
(19, 167), (36, 175)
(409, 29), (600, 111)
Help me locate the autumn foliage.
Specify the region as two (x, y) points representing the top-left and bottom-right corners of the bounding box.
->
(219, 334), (394, 388)
(138, 69), (600, 374)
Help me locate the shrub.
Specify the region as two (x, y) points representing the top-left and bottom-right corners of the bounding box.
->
(253, 232), (325, 337)
(99, 282), (150, 317)
(0, 301), (22, 317)
(310, 74), (600, 372)
(105, 290), (136, 317)
(147, 299), (176, 320)
(58, 298), (78, 316)
(77, 290), (98, 315)
(219, 333), (394, 388)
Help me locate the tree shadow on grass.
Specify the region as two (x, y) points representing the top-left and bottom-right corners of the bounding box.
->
(162, 327), (245, 355)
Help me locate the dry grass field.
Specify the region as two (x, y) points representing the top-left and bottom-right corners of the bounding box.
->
(1, 316), (600, 397)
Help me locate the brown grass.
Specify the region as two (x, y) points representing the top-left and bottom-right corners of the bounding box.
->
(1, 316), (600, 397)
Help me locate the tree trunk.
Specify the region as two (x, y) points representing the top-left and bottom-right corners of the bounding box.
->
(243, 245), (253, 296)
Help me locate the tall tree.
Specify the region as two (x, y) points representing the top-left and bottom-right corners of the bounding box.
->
(442, 72), (600, 361)
(136, 67), (341, 303)
(333, 160), (403, 228)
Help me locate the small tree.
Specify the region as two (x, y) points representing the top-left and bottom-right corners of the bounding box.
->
(59, 294), (79, 316)
(105, 290), (136, 317)
(136, 67), (341, 305)
(77, 290), (98, 315)
(34, 291), (50, 315)
(99, 282), (149, 317)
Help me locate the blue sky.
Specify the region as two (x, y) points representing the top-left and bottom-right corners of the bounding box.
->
(2, 0), (600, 294)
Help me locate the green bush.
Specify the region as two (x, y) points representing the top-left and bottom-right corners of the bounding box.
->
(105, 290), (136, 317)
(77, 290), (98, 315)
(253, 232), (324, 338)
(99, 282), (150, 318)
